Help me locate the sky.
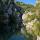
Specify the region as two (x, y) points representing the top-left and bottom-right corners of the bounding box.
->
(16, 0), (36, 5)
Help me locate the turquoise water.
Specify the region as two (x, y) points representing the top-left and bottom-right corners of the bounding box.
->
(8, 34), (26, 40)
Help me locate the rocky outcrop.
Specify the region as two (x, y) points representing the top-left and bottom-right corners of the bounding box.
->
(0, 0), (24, 33)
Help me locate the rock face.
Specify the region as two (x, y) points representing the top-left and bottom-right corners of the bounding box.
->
(0, 0), (24, 33)
(37, 36), (40, 40)
(0, 0), (16, 32)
